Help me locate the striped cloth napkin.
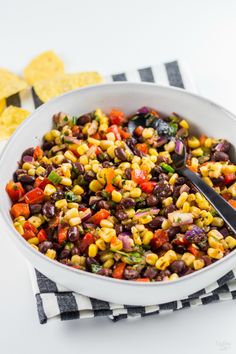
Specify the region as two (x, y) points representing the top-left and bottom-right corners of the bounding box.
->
(9, 60), (236, 324)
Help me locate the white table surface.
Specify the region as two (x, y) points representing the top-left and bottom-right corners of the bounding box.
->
(1, 0), (236, 353)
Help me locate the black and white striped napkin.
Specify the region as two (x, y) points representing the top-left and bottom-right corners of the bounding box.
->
(8, 59), (236, 324)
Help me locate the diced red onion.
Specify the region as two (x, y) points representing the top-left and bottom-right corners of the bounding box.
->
(82, 222), (96, 229)
(89, 196), (102, 205)
(64, 136), (81, 144)
(135, 209), (159, 218)
(175, 139), (184, 155)
(137, 106), (149, 115)
(155, 137), (168, 147)
(22, 155), (34, 163)
(180, 184), (190, 194)
(118, 234), (134, 251)
(168, 211), (193, 226)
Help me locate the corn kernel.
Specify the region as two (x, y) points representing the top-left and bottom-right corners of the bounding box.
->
(169, 273), (179, 281)
(35, 166), (46, 176)
(28, 216), (42, 228)
(162, 197), (173, 207)
(100, 220), (114, 228)
(207, 247), (224, 259)
(55, 199), (68, 209)
(44, 131), (53, 142)
(204, 138), (212, 148)
(142, 127), (154, 139)
(72, 185), (84, 195)
(28, 168), (36, 176)
(95, 238), (106, 251)
(69, 217), (81, 226)
(191, 157), (199, 171)
(89, 179), (103, 192)
(162, 219), (171, 230)
(164, 250), (177, 262)
(146, 253), (158, 265)
(111, 190), (122, 203)
(176, 192), (188, 209)
(79, 155), (89, 165)
(225, 236), (236, 249)
(110, 238), (123, 250)
(180, 119), (189, 129)
(45, 249), (56, 259)
(106, 132), (116, 141)
(14, 223), (24, 235)
(44, 184), (56, 196)
(149, 148), (158, 156)
(202, 176), (213, 187)
(60, 177), (72, 186)
(71, 255), (81, 264)
(51, 154), (64, 165)
(207, 229), (223, 240)
(169, 173), (178, 185)
(139, 215), (152, 224)
(155, 256), (170, 270)
(208, 236), (221, 249)
(181, 252), (195, 266)
(192, 148), (204, 157)
(133, 233), (142, 245)
(107, 146), (116, 158)
(164, 140), (175, 153)
(123, 180), (137, 191)
(182, 201), (190, 213)
(193, 259), (205, 270)
(188, 136), (200, 148)
(142, 231), (154, 245)
(88, 244), (98, 258)
(129, 188), (142, 198)
(77, 144), (89, 155)
(103, 259), (115, 268)
(28, 237), (39, 245)
(100, 140), (114, 150)
(65, 207), (79, 219)
(190, 206), (201, 218)
(64, 150), (77, 163)
(67, 203), (79, 209)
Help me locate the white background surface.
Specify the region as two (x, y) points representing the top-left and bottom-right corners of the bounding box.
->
(1, 0), (236, 353)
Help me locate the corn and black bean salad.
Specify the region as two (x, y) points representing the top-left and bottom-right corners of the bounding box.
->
(6, 107), (236, 282)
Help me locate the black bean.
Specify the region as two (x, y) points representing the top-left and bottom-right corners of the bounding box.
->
(159, 269), (171, 278)
(124, 268), (140, 280)
(115, 210), (128, 221)
(97, 200), (110, 210)
(51, 190), (64, 201)
(133, 147), (145, 157)
(143, 267), (158, 279)
(29, 204), (42, 214)
(97, 268), (112, 277)
(97, 153), (110, 163)
(123, 221), (135, 232)
(73, 162), (85, 174)
(151, 166), (163, 177)
(84, 171), (96, 182)
(18, 174), (35, 184)
(77, 114), (92, 125)
(59, 249), (71, 259)
(24, 185), (34, 192)
(212, 151), (229, 162)
(146, 195), (159, 207)
(42, 141), (54, 151)
(124, 168), (132, 180)
(71, 247), (80, 256)
(114, 147), (127, 161)
(164, 204), (177, 217)
(120, 197), (136, 208)
(147, 216), (165, 229)
(42, 202), (55, 218)
(14, 169), (27, 182)
(159, 173), (169, 181)
(86, 257), (98, 271)
(38, 241), (53, 254)
(169, 260), (186, 274)
(136, 200), (147, 209)
(212, 176), (225, 187)
(68, 227), (79, 242)
(102, 161), (113, 168)
(175, 177), (186, 185)
(126, 138), (137, 149)
(22, 147), (34, 158)
(161, 242), (173, 252)
(153, 181), (172, 199)
(167, 226), (180, 240)
(172, 185), (182, 199)
(219, 227), (229, 237)
(201, 255), (212, 266)
(214, 139), (230, 152)
(115, 224), (123, 235)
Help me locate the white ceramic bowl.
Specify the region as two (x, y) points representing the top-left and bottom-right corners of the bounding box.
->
(1, 82), (236, 306)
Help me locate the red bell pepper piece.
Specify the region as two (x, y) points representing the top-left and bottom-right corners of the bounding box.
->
(131, 169), (148, 185)
(107, 125), (121, 140)
(24, 187), (45, 204)
(58, 227), (68, 244)
(105, 168), (115, 193)
(136, 143), (148, 154)
(89, 209), (110, 225)
(187, 244), (201, 257)
(23, 221), (38, 240)
(228, 199), (236, 209)
(95, 146), (103, 155)
(140, 181), (157, 193)
(6, 181), (25, 202)
(150, 230), (168, 249)
(135, 278), (150, 282)
(80, 233), (95, 252)
(34, 177), (50, 190)
(133, 126), (144, 136)
(112, 262), (126, 279)
(10, 203), (30, 219)
(33, 146), (44, 160)
(224, 173), (236, 185)
(109, 109), (125, 126)
(118, 128), (131, 139)
(37, 229), (48, 242)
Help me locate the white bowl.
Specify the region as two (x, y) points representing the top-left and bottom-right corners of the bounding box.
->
(0, 82), (236, 306)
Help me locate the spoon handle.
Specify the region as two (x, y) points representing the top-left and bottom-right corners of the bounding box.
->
(180, 166), (236, 234)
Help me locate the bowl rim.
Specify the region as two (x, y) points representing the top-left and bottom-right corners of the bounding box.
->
(1, 81), (236, 288)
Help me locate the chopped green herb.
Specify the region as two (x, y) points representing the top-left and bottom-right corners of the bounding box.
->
(63, 116), (68, 122)
(91, 264), (102, 273)
(168, 122), (178, 136)
(160, 162), (175, 173)
(72, 116), (77, 125)
(48, 171), (62, 184)
(65, 191), (78, 202)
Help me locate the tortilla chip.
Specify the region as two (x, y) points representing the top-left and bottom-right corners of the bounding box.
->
(0, 105), (30, 140)
(0, 68), (27, 100)
(34, 72), (103, 102)
(0, 98), (6, 115)
(23, 51), (65, 85)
